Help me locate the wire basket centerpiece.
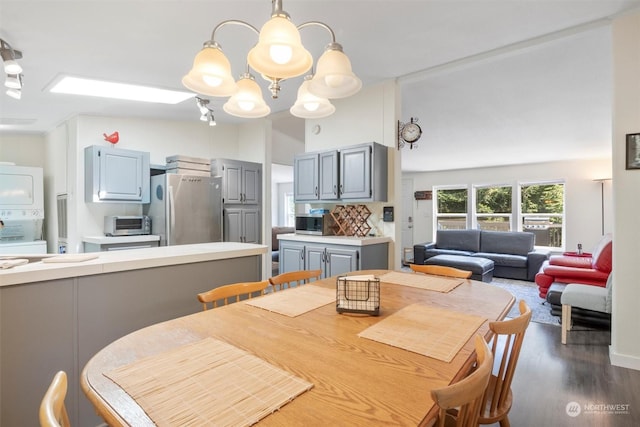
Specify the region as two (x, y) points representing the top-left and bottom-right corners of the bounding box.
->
(336, 274), (380, 316)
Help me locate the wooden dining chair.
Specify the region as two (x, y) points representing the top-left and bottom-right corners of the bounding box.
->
(39, 370), (71, 427)
(410, 263), (472, 279)
(269, 269), (322, 292)
(479, 300), (532, 426)
(197, 280), (269, 311)
(431, 335), (493, 427)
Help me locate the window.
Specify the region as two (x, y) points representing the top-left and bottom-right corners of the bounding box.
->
(284, 193), (295, 227)
(435, 188), (468, 229)
(475, 185), (512, 231)
(520, 182), (565, 248)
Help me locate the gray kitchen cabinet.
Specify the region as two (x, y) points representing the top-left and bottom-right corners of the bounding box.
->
(319, 150), (340, 200)
(294, 150), (339, 202)
(339, 142), (387, 201)
(224, 207), (260, 243)
(84, 145), (150, 203)
(294, 143), (387, 202)
(279, 237), (388, 278)
(294, 152), (319, 201)
(279, 242), (305, 273)
(211, 159), (261, 205)
(305, 244), (358, 278)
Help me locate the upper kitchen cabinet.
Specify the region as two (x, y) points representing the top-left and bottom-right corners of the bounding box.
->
(211, 159), (261, 205)
(294, 150), (339, 201)
(294, 142), (387, 203)
(84, 145), (150, 203)
(339, 142), (387, 201)
(294, 152), (319, 201)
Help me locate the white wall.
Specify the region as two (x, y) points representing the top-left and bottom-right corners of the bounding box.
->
(0, 134), (46, 167)
(404, 157), (613, 252)
(610, 11), (640, 370)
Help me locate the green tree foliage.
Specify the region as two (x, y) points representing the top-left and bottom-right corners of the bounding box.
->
(521, 184), (564, 213)
(476, 186), (512, 213)
(437, 189), (467, 213)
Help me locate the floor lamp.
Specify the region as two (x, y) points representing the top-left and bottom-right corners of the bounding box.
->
(593, 178), (611, 235)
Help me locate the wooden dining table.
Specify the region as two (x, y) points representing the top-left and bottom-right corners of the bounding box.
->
(81, 269), (514, 427)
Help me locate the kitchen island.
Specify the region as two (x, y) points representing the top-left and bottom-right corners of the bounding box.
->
(0, 242), (267, 427)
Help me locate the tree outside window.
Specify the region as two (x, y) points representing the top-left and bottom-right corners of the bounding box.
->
(521, 183), (565, 248)
(476, 186), (512, 231)
(436, 188), (468, 229)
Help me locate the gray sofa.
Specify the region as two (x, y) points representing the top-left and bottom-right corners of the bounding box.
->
(413, 229), (550, 281)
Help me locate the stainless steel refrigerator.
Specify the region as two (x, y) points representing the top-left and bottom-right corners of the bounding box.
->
(144, 174), (222, 246)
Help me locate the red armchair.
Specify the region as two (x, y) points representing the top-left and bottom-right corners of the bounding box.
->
(535, 234), (612, 298)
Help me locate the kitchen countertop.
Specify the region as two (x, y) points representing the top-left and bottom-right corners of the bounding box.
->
(0, 242), (267, 287)
(82, 235), (161, 244)
(276, 233), (392, 246)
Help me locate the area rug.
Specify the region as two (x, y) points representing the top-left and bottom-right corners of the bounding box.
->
(490, 278), (560, 326)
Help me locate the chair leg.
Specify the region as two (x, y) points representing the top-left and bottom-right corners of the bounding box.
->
(561, 304), (572, 344)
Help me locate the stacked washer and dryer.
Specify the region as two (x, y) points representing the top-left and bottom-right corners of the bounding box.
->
(0, 164), (47, 254)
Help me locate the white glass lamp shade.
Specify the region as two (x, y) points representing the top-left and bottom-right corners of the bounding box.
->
(5, 75), (21, 89)
(247, 16), (313, 79)
(223, 76), (270, 118)
(6, 88), (21, 99)
(290, 79), (335, 119)
(3, 59), (22, 75)
(182, 45), (238, 97)
(307, 49), (362, 99)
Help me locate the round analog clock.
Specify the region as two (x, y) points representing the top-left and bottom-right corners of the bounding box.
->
(398, 117), (422, 146)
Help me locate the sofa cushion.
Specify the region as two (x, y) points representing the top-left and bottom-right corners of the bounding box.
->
(591, 233), (612, 273)
(480, 230), (533, 256)
(425, 248), (475, 258)
(549, 255), (592, 268)
(473, 252), (527, 268)
(561, 284), (609, 313)
(436, 229), (481, 252)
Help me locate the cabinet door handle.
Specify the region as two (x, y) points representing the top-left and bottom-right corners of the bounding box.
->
(138, 187), (142, 197)
(333, 184), (337, 195)
(339, 184), (343, 194)
(315, 186), (318, 197)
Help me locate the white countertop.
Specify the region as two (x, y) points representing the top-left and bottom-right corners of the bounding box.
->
(82, 235), (161, 244)
(0, 242), (267, 287)
(277, 233), (392, 246)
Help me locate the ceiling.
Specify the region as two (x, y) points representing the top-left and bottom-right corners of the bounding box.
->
(1, 0), (638, 171)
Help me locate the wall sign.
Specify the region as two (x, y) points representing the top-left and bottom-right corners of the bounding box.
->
(414, 190), (432, 200)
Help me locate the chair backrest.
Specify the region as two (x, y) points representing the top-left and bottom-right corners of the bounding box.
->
(197, 280), (269, 311)
(480, 300), (532, 421)
(39, 371), (71, 427)
(431, 335), (493, 427)
(269, 269), (322, 292)
(410, 263), (472, 279)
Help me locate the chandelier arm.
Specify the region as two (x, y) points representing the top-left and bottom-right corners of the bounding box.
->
(296, 21), (337, 45)
(210, 20), (260, 42)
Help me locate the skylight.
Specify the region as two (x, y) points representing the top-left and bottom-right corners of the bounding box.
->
(49, 76), (195, 104)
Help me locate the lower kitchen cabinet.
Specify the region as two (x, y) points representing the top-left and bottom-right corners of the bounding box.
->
(278, 237), (389, 278)
(224, 207), (260, 243)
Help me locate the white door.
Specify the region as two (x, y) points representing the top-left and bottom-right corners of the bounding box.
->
(401, 178), (414, 265)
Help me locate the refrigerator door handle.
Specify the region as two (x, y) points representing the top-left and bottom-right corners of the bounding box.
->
(168, 185), (175, 236)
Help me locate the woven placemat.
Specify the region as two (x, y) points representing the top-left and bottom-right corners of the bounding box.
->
(358, 304), (486, 362)
(245, 285), (335, 317)
(104, 337), (313, 426)
(379, 271), (463, 293)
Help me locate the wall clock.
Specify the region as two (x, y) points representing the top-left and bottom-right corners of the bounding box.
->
(398, 117), (422, 150)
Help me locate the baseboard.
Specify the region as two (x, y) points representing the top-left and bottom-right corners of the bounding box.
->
(609, 346), (640, 371)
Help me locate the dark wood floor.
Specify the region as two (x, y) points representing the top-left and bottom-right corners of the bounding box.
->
(486, 321), (640, 426)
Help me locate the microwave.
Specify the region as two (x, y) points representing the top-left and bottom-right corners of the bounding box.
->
(104, 215), (151, 236)
(295, 214), (335, 236)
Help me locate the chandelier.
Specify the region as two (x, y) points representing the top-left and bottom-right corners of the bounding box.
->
(1, 38), (24, 100)
(182, 0), (361, 119)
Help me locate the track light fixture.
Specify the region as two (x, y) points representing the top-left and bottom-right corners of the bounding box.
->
(196, 97), (216, 126)
(1, 38), (24, 99)
(182, 0), (361, 119)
